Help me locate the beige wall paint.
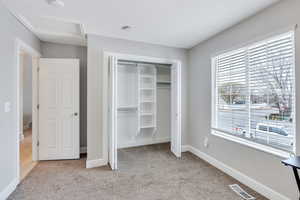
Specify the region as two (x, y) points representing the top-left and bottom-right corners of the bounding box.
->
(188, 0), (299, 199)
(87, 35), (188, 161)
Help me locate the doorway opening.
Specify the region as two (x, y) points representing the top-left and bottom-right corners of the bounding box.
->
(104, 53), (182, 170)
(19, 50), (36, 180)
(15, 39), (40, 182)
(15, 38), (40, 182)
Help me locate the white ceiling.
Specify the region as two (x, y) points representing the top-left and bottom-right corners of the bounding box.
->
(3, 0), (280, 48)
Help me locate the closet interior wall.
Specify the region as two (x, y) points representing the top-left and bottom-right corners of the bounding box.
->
(117, 61), (171, 149)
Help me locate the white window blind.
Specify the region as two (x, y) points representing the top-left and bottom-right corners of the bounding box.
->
(212, 31), (295, 153)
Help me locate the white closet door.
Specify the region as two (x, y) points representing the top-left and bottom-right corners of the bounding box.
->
(38, 59), (80, 160)
(171, 64), (182, 157)
(108, 56), (118, 170)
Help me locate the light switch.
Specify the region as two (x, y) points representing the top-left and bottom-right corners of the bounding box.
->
(4, 102), (11, 113)
(204, 137), (209, 148)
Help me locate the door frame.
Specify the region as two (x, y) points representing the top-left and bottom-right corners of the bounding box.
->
(15, 38), (41, 183)
(103, 52), (182, 169)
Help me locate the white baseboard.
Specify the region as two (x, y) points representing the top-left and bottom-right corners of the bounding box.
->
(86, 158), (107, 169)
(181, 145), (290, 200)
(181, 145), (189, 152)
(80, 146), (87, 154)
(118, 137), (170, 149)
(0, 178), (18, 200)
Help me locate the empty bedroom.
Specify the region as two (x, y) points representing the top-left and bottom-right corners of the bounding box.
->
(0, 0), (300, 199)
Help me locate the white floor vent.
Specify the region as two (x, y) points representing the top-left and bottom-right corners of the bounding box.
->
(229, 184), (256, 200)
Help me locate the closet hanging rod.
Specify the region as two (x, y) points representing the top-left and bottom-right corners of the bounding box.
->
(118, 61), (138, 66)
(155, 65), (172, 69)
(157, 86), (171, 89)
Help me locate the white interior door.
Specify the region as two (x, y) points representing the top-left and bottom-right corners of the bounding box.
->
(108, 56), (118, 170)
(38, 59), (80, 160)
(171, 63), (182, 157)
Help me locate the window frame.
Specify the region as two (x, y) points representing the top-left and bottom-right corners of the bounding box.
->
(211, 31), (296, 158)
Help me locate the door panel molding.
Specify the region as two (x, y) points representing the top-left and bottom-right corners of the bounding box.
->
(38, 58), (80, 160)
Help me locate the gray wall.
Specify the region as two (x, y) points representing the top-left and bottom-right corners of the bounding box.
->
(22, 53), (33, 127)
(41, 42), (87, 148)
(0, 0), (40, 194)
(87, 35), (188, 161)
(187, 0), (299, 199)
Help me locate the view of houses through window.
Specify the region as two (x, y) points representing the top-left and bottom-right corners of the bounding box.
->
(212, 31), (295, 153)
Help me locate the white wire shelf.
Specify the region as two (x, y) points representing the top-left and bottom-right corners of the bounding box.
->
(140, 75), (154, 78)
(140, 100), (155, 103)
(140, 112), (154, 116)
(157, 81), (171, 84)
(117, 106), (138, 111)
(140, 125), (155, 129)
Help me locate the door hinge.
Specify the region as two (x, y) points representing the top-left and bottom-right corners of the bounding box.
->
(37, 67), (40, 72)
(37, 104), (40, 109)
(37, 140), (39, 146)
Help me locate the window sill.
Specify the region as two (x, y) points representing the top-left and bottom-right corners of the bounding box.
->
(211, 129), (292, 159)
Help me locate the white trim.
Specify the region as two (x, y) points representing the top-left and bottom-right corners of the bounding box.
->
(8, 11), (37, 37)
(104, 52), (181, 65)
(171, 61), (182, 157)
(80, 146), (87, 154)
(19, 133), (24, 141)
(291, 31), (297, 155)
(79, 24), (85, 37)
(31, 57), (39, 162)
(86, 159), (107, 169)
(181, 145), (189, 152)
(15, 38), (40, 185)
(183, 145), (290, 200)
(118, 138), (170, 149)
(0, 178), (18, 200)
(15, 38), (41, 58)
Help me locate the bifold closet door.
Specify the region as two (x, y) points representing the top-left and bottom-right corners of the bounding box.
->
(108, 56), (118, 170)
(171, 64), (182, 157)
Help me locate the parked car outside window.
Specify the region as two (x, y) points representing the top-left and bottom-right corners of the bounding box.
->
(254, 123), (293, 147)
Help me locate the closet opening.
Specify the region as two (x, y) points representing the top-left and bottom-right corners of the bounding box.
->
(105, 53), (182, 170)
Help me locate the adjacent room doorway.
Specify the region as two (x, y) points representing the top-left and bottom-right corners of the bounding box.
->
(16, 39), (80, 183)
(16, 39), (40, 181)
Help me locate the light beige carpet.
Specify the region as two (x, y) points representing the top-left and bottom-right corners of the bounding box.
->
(9, 143), (268, 200)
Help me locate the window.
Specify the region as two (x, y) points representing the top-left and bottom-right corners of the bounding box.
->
(212, 31), (295, 154)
